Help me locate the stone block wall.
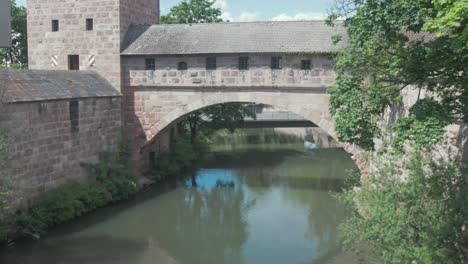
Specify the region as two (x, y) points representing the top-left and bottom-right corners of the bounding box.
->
(122, 54), (336, 88)
(27, 0), (159, 91)
(0, 97), (122, 208)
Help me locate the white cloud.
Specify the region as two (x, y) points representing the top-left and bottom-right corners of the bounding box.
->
(237, 12), (258, 22)
(214, 0), (258, 22)
(213, 0), (228, 11)
(271, 12), (328, 21)
(213, 0), (233, 21)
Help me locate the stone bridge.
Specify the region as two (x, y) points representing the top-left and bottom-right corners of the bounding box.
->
(125, 86), (336, 171)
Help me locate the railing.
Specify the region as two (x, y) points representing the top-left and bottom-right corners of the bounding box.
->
(245, 111), (307, 121)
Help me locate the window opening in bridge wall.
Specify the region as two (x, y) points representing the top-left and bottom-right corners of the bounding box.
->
(178, 61), (187, 71)
(86, 18), (93, 31)
(271, 57), (282, 69)
(301, 60), (311, 70)
(69, 100), (79, 132)
(51, 20), (59, 32)
(206, 57), (216, 70)
(68, 55), (80, 70)
(145, 58), (155, 70)
(239, 57), (249, 70)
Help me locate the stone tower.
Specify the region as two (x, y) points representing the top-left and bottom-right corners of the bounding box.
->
(26, 0), (160, 90)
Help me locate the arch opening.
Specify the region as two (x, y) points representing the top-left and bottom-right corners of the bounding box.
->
(142, 101), (340, 152)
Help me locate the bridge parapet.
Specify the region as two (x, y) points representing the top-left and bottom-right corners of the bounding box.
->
(123, 54), (336, 88)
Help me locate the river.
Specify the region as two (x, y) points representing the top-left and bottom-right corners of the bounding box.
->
(0, 131), (358, 264)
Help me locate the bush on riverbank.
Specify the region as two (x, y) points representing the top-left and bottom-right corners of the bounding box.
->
(147, 135), (209, 181)
(211, 128), (303, 146)
(339, 151), (468, 263)
(4, 140), (137, 241)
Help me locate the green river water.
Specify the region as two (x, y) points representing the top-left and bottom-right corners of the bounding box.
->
(0, 135), (358, 264)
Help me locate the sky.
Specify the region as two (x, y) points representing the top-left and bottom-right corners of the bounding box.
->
(17, 0), (335, 22)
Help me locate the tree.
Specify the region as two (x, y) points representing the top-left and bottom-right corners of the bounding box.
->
(160, 0), (223, 24)
(183, 103), (257, 143)
(327, 0), (467, 151)
(326, 1), (468, 262)
(0, 0), (27, 68)
(339, 152), (467, 263)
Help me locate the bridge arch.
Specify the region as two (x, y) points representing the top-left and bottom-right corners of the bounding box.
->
(136, 90), (337, 149)
(123, 88), (370, 175)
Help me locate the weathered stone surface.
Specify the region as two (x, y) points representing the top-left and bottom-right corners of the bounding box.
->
(122, 54), (335, 88)
(27, 0), (159, 92)
(0, 97), (122, 208)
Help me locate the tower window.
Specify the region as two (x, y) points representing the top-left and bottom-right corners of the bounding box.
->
(86, 18), (93, 31)
(301, 60), (311, 70)
(206, 57), (216, 70)
(69, 100), (79, 132)
(239, 57), (249, 70)
(145, 58), (155, 70)
(271, 57), (282, 69)
(52, 20), (59, 32)
(68, 55), (79, 70)
(178, 61), (188, 71)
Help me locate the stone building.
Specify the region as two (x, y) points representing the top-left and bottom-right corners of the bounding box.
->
(0, 70), (121, 207)
(2, 0), (464, 205)
(2, 0), (354, 204)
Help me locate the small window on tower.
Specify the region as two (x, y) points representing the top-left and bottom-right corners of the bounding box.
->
(86, 18), (93, 31)
(271, 57), (282, 70)
(206, 57), (216, 70)
(68, 55), (79, 70)
(301, 60), (311, 70)
(52, 20), (59, 32)
(178, 61), (188, 71)
(239, 57), (249, 70)
(145, 58), (155, 70)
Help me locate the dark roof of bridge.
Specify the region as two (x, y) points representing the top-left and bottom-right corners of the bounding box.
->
(0, 70), (121, 103)
(121, 21), (348, 55)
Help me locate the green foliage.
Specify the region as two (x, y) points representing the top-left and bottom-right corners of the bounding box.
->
(389, 98), (454, 151)
(183, 103), (257, 143)
(210, 128), (303, 146)
(8, 140), (137, 240)
(160, 0), (223, 24)
(423, 0), (468, 36)
(0, 0), (27, 68)
(14, 182), (112, 237)
(328, 0), (467, 150)
(148, 135), (209, 180)
(339, 152), (468, 263)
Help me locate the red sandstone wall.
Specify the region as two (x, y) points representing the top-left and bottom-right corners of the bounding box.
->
(27, 0), (160, 91)
(0, 97), (122, 207)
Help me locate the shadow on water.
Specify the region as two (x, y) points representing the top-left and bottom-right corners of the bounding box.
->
(1, 235), (147, 264)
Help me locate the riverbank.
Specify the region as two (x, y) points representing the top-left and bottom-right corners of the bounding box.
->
(0, 128), (339, 247)
(0, 141), (359, 264)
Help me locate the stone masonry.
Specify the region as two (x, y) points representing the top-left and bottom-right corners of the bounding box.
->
(122, 54), (336, 88)
(27, 0), (159, 91)
(0, 97), (122, 208)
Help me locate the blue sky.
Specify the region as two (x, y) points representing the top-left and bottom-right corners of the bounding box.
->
(17, 0), (335, 21)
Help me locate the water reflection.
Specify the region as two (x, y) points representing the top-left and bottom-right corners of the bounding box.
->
(0, 146), (357, 264)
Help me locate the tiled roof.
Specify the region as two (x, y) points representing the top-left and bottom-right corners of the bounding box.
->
(121, 21), (348, 55)
(0, 70), (120, 103)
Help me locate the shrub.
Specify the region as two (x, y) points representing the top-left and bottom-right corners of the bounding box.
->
(10, 139), (137, 240)
(339, 152), (467, 263)
(148, 135), (209, 181)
